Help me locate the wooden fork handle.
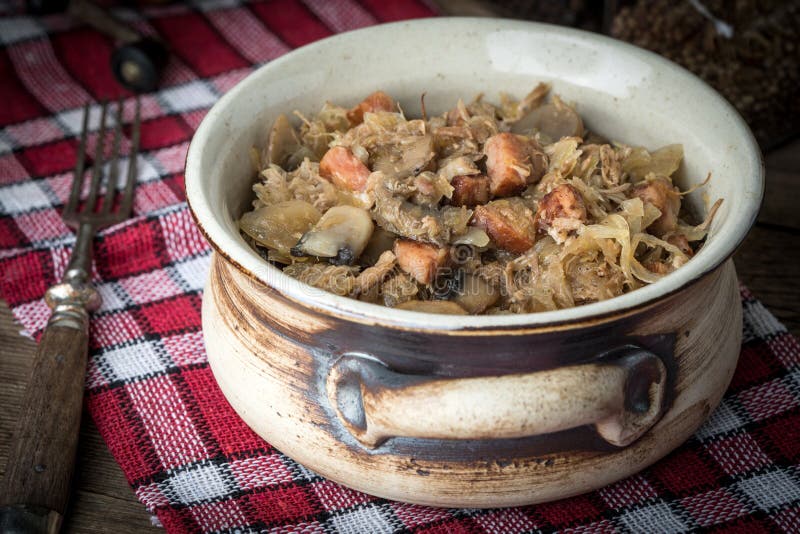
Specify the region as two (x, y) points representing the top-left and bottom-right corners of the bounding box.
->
(0, 321), (89, 533)
(0, 274), (98, 533)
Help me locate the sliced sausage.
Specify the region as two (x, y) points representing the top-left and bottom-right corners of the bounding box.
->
(535, 184), (587, 233)
(319, 146), (371, 192)
(471, 198), (536, 253)
(450, 174), (491, 207)
(347, 91), (395, 125)
(394, 239), (450, 285)
(484, 133), (529, 197)
(534, 184), (588, 243)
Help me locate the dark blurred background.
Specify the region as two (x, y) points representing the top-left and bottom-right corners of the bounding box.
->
(433, 0), (800, 151)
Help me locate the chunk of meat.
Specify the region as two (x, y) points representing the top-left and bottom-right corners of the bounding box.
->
(394, 239), (450, 285)
(450, 174), (490, 207)
(484, 133), (529, 197)
(667, 234), (694, 257)
(534, 184), (587, 243)
(629, 177), (681, 237)
(319, 146), (371, 192)
(347, 91), (395, 125)
(471, 198), (536, 253)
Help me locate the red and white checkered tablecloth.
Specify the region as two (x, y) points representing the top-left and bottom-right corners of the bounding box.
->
(1, 1), (799, 532)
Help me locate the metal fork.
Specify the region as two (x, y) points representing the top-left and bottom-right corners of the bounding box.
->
(0, 99), (140, 534)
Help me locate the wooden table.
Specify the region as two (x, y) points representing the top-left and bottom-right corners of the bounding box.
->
(1, 139), (797, 531)
(0, 308), (161, 532)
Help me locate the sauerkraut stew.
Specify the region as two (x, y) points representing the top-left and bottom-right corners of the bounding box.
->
(239, 86), (721, 315)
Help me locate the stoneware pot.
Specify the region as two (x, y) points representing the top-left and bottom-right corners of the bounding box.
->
(185, 18), (763, 507)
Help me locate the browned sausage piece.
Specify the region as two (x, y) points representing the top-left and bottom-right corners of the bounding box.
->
(535, 183), (587, 236)
(450, 174), (490, 207)
(347, 91), (395, 125)
(394, 239), (450, 285)
(629, 177), (681, 237)
(484, 133), (530, 197)
(319, 146), (371, 192)
(471, 198), (536, 253)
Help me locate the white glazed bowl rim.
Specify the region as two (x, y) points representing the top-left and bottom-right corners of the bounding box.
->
(186, 17), (763, 331)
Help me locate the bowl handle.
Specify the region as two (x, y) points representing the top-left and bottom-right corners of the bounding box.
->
(326, 345), (666, 448)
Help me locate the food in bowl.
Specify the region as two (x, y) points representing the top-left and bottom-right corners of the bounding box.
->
(239, 85), (721, 314)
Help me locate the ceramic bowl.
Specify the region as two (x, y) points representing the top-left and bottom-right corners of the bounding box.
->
(185, 18), (763, 507)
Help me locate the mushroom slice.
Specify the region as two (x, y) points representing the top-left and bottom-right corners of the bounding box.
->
(454, 273), (500, 314)
(360, 227), (397, 266)
(291, 205), (374, 265)
(267, 114), (301, 168)
(240, 200), (321, 257)
(517, 97), (584, 141)
(395, 300), (468, 315)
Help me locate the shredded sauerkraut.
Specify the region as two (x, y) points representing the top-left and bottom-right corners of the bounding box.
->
(239, 86), (722, 315)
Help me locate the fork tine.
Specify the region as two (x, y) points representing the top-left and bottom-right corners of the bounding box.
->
(85, 100), (108, 212)
(101, 99), (124, 215)
(119, 97), (140, 217)
(64, 102), (90, 220)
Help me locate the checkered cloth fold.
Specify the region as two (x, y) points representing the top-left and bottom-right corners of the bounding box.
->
(1, 1), (799, 532)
